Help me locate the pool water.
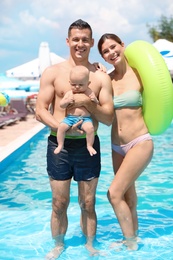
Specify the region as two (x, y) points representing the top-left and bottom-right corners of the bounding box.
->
(0, 123), (173, 260)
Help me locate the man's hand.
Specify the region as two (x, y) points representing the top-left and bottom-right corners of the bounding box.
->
(66, 120), (84, 136)
(68, 93), (75, 104)
(68, 93), (90, 109)
(89, 93), (99, 104)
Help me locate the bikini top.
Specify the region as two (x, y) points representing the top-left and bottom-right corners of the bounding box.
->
(113, 90), (142, 108)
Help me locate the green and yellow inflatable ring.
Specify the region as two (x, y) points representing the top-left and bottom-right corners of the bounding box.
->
(125, 40), (173, 135)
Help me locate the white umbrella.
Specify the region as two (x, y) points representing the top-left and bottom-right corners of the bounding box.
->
(153, 39), (173, 77)
(6, 42), (65, 80)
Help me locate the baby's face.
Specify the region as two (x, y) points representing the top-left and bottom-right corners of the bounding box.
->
(70, 78), (88, 93)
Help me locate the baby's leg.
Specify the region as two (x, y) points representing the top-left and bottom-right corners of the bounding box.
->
(54, 123), (70, 154)
(82, 122), (97, 156)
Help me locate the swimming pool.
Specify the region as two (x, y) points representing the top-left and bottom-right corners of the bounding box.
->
(0, 123), (173, 260)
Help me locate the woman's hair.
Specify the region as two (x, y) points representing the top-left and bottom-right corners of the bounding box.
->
(98, 33), (122, 56)
(68, 19), (92, 38)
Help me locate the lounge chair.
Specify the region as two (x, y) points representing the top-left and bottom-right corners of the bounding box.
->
(26, 94), (37, 114)
(0, 119), (6, 128)
(10, 99), (28, 120)
(0, 114), (19, 127)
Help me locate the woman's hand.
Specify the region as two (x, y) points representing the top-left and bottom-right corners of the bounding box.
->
(93, 62), (107, 73)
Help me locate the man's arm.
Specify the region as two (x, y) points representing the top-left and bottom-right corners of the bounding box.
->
(72, 72), (114, 126)
(35, 67), (59, 129)
(85, 87), (99, 104)
(60, 91), (74, 108)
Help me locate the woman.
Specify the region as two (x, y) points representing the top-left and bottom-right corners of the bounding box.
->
(97, 34), (154, 250)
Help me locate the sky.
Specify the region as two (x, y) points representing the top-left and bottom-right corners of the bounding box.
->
(0, 0), (173, 73)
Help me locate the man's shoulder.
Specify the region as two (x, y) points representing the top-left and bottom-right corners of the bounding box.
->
(48, 60), (68, 72)
(90, 67), (110, 81)
(40, 61), (70, 84)
(41, 61), (70, 80)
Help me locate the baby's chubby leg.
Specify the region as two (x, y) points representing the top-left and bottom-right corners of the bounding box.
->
(82, 122), (97, 156)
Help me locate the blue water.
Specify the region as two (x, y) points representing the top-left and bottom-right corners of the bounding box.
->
(0, 123), (173, 260)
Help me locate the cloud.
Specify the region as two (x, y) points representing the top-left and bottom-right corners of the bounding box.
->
(0, 0), (173, 72)
(19, 10), (59, 32)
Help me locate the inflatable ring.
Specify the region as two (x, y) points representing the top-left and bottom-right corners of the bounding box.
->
(125, 40), (173, 135)
(0, 92), (10, 107)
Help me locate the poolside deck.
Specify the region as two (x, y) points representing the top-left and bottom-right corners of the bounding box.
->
(0, 114), (45, 162)
(0, 114), (42, 147)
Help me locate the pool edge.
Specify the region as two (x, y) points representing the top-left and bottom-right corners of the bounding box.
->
(0, 123), (46, 172)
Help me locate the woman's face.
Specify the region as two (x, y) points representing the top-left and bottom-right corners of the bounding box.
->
(100, 38), (125, 66)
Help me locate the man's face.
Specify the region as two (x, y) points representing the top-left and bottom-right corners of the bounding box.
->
(66, 28), (94, 60)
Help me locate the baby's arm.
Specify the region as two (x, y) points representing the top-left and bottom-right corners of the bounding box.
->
(85, 87), (99, 104)
(60, 90), (74, 108)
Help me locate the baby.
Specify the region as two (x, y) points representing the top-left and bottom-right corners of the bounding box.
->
(54, 65), (99, 156)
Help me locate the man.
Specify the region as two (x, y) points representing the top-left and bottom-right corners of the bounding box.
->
(36, 19), (114, 259)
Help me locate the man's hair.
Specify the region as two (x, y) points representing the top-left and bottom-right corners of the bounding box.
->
(68, 19), (93, 38)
